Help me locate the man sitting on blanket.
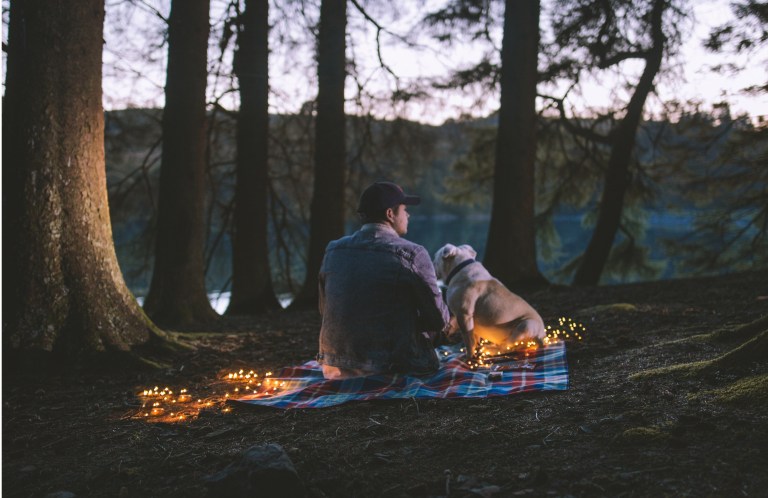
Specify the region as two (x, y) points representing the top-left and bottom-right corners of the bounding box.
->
(317, 181), (451, 379)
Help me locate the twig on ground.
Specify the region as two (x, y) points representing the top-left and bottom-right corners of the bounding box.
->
(543, 426), (561, 445)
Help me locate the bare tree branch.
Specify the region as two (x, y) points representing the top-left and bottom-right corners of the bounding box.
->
(539, 92), (613, 145)
(348, 0), (401, 83)
(597, 49), (652, 69)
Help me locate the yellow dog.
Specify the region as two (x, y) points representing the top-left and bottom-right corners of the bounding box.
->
(433, 244), (546, 357)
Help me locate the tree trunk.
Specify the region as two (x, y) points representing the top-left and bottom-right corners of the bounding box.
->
(144, 0), (219, 327)
(573, 0), (666, 286)
(227, 0), (281, 314)
(290, 0), (347, 309)
(2, 0), (163, 359)
(483, 0), (547, 290)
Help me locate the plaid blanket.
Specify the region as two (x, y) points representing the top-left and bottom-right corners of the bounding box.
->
(233, 341), (568, 409)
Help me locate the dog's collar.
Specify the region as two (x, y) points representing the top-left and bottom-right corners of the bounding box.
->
(444, 259), (477, 286)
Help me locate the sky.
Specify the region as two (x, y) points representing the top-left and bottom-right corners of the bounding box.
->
(352, 0), (768, 124)
(8, 0), (762, 126)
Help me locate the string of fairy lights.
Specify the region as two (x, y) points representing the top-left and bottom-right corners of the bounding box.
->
(133, 316), (585, 423)
(134, 370), (284, 423)
(466, 316), (585, 369)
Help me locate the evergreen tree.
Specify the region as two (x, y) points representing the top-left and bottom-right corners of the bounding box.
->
(544, 0), (678, 285)
(227, 0), (281, 314)
(423, 0), (546, 289)
(483, 0), (547, 289)
(3, 0), (169, 362)
(291, 0), (348, 309)
(143, 0), (219, 327)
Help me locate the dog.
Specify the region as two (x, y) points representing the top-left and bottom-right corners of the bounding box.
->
(433, 243), (546, 358)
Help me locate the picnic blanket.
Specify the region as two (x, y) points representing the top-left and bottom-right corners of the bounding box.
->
(233, 341), (568, 409)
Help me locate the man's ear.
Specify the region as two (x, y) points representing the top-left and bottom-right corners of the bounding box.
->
(385, 207), (396, 222)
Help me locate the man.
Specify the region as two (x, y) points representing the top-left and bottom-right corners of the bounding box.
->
(317, 181), (450, 379)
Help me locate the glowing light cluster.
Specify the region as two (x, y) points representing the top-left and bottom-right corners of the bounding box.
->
(134, 367), (287, 424)
(545, 316), (585, 343)
(465, 316), (586, 370)
(226, 369), (272, 380)
(137, 387), (200, 422)
(223, 369), (284, 396)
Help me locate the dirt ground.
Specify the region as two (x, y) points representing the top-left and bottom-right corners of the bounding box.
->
(4, 270), (768, 498)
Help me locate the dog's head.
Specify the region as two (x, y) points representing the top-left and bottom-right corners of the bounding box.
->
(433, 243), (478, 280)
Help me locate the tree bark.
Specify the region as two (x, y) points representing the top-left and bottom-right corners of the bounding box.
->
(483, 0), (547, 290)
(290, 0), (348, 309)
(227, 0), (281, 314)
(573, 0), (667, 286)
(2, 0), (163, 359)
(144, 0), (219, 327)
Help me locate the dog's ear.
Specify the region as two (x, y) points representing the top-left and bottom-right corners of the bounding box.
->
(459, 244), (477, 259)
(434, 244), (456, 279)
(433, 244), (457, 279)
(441, 244), (458, 260)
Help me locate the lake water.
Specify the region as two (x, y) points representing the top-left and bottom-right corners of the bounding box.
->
(404, 212), (692, 282)
(134, 292), (292, 313)
(120, 211), (699, 311)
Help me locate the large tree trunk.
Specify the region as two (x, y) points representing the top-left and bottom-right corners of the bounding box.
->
(2, 0), (162, 359)
(290, 0), (347, 309)
(227, 0), (281, 314)
(143, 0), (219, 327)
(483, 0), (547, 290)
(573, 0), (666, 286)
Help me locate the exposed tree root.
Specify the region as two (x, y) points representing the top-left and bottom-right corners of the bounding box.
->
(575, 303), (638, 317)
(705, 314), (768, 343)
(630, 329), (767, 380)
(619, 426), (671, 445)
(661, 315), (767, 347)
(146, 327), (196, 354)
(693, 374), (768, 406)
(117, 327), (198, 371)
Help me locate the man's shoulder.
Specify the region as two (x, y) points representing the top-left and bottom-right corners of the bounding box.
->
(387, 237), (431, 264)
(393, 237), (428, 253)
(326, 234), (354, 251)
(325, 232), (375, 254)
(326, 231), (427, 257)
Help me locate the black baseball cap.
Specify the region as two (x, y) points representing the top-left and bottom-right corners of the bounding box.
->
(357, 181), (421, 215)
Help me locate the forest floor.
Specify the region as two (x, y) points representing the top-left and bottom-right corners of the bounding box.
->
(4, 270), (768, 498)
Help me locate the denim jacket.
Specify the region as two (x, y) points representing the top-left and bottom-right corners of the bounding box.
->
(317, 223), (450, 375)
